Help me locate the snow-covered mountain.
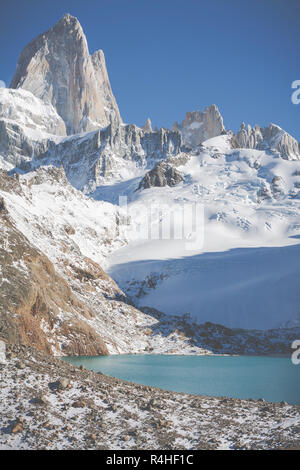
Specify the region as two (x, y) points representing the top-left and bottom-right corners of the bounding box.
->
(0, 13), (300, 356)
(108, 134), (300, 329)
(10, 13), (121, 134)
(232, 122), (300, 161)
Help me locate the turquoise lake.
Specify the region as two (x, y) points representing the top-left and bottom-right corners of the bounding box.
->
(62, 354), (300, 405)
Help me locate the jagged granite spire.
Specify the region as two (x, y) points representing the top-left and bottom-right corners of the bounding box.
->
(232, 122), (300, 160)
(173, 104), (226, 147)
(142, 118), (152, 132)
(10, 14), (121, 135)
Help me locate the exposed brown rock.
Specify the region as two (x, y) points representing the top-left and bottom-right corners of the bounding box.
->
(0, 202), (108, 356)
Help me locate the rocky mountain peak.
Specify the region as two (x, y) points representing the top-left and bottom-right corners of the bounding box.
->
(173, 104), (226, 147)
(142, 118), (153, 132)
(57, 13), (80, 27)
(10, 14), (121, 135)
(233, 121), (300, 160)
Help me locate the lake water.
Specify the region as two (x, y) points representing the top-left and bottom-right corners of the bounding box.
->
(62, 354), (300, 405)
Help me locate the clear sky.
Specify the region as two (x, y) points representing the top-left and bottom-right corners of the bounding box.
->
(0, 0), (299, 139)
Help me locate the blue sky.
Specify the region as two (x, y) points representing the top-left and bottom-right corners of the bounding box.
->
(0, 0), (299, 139)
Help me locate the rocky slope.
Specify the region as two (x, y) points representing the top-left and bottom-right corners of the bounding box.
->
(0, 343), (299, 450)
(10, 14), (121, 134)
(0, 170), (108, 356)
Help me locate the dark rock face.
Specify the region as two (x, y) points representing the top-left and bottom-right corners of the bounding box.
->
(138, 161), (184, 190)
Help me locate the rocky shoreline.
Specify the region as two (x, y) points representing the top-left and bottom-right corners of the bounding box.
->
(0, 342), (299, 450)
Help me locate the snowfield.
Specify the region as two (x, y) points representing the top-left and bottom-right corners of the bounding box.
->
(106, 136), (300, 329)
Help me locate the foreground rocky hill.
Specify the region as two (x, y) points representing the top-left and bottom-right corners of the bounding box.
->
(0, 342), (299, 450)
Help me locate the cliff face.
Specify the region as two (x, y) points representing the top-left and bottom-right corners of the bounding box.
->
(92, 50), (121, 125)
(10, 14), (121, 134)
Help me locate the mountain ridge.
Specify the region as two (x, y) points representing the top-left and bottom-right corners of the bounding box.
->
(0, 13), (300, 357)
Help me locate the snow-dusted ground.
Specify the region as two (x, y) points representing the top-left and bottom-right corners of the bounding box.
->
(0, 344), (299, 450)
(106, 136), (300, 329)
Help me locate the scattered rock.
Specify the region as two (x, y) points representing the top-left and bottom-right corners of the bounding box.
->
(72, 399), (87, 408)
(58, 377), (71, 389)
(64, 225), (75, 235)
(32, 394), (48, 406)
(15, 361), (25, 369)
(11, 417), (23, 434)
(1, 342), (300, 451)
